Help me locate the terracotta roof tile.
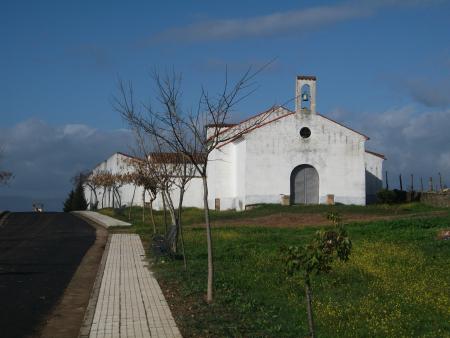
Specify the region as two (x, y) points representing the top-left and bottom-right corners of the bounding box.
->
(149, 152), (206, 164)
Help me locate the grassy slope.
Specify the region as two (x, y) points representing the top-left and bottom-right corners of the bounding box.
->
(100, 204), (450, 337)
(101, 202), (440, 234)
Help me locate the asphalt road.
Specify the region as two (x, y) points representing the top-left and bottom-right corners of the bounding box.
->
(0, 212), (96, 338)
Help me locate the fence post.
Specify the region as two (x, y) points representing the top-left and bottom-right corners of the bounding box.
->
(439, 172), (443, 191)
(385, 171), (389, 190)
(429, 177), (433, 192)
(399, 174), (403, 191)
(410, 174), (414, 192)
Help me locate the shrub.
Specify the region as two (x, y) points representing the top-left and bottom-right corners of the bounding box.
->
(377, 189), (407, 204)
(281, 215), (352, 338)
(377, 189), (396, 204)
(393, 189), (407, 203)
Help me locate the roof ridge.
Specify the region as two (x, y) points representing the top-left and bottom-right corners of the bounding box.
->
(213, 106), (372, 148)
(365, 149), (386, 160)
(315, 113), (369, 140)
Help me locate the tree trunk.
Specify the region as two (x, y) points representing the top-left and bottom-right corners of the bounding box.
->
(93, 189), (98, 208)
(164, 189), (177, 227)
(150, 198), (156, 234)
(129, 185), (136, 220)
(101, 187), (106, 208)
(89, 190), (93, 210)
(304, 277), (315, 338)
(112, 187), (115, 208)
(163, 189), (178, 253)
(116, 187), (122, 207)
(178, 187), (187, 271)
(202, 176), (214, 303)
(142, 189), (145, 223)
(162, 190), (168, 236)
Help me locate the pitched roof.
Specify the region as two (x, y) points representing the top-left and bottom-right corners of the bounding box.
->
(205, 123), (238, 128)
(116, 152), (143, 161)
(216, 106), (293, 148)
(214, 106), (370, 149)
(365, 150), (386, 160)
(316, 113), (369, 140)
(149, 152), (206, 164)
(209, 105), (280, 140)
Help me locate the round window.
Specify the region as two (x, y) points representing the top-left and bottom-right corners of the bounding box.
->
(300, 127), (311, 139)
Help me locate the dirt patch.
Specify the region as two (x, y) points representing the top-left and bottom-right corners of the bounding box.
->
(189, 210), (448, 229)
(36, 217), (108, 338)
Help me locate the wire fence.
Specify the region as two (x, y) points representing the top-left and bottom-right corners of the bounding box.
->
(384, 171), (448, 193)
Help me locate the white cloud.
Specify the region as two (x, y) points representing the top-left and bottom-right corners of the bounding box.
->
(62, 124), (96, 137)
(0, 119), (133, 211)
(151, 0), (444, 43)
(402, 109), (450, 140)
(354, 105), (450, 186)
(375, 105), (415, 128)
(153, 4), (369, 43)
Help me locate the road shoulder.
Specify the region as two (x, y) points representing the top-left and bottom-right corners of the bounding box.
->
(37, 216), (108, 338)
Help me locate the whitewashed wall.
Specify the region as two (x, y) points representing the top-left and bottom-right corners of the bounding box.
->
(151, 176), (204, 210)
(364, 152), (384, 203)
(206, 107), (367, 209)
(84, 153), (205, 210)
(85, 153), (145, 209)
(207, 140), (237, 210)
(86, 107), (383, 211)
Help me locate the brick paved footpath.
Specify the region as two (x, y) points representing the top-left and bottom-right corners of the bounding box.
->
(88, 234), (182, 338)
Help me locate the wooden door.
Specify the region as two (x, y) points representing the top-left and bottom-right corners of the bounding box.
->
(292, 165), (319, 204)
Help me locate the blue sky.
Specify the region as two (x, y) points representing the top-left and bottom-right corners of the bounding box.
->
(1, 0), (450, 210)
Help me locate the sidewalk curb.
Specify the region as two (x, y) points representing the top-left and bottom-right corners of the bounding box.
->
(78, 231), (111, 338)
(72, 211), (131, 228)
(72, 212), (108, 230)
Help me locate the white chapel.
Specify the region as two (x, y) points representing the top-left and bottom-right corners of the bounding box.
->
(86, 76), (384, 211)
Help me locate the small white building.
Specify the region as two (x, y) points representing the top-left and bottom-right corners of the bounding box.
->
(86, 75), (384, 210)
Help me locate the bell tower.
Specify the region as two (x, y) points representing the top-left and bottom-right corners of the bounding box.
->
(295, 75), (317, 114)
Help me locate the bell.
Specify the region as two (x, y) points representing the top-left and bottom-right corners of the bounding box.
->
(301, 92), (309, 101)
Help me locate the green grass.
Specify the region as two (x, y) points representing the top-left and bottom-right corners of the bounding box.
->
(100, 202), (443, 234)
(99, 204), (450, 337)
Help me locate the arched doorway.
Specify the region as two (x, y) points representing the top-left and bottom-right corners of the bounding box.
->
(290, 165), (319, 204)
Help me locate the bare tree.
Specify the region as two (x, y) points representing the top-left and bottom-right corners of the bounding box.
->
(115, 67), (271, 302)
(149, 151), (196, 270)
(125, 157), (159, 232)
(73, 170), (99, 209)
(89, 170), (122, 209)
(112, 173), (125, 208)
(129, 129), (195, 268)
